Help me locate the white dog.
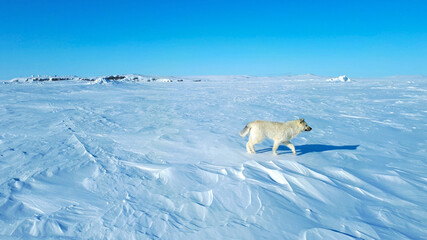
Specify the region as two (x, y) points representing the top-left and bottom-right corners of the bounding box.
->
(239, 119), (312, 155)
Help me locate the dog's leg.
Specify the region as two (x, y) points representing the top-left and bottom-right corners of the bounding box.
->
(246, 141), (253, 154)
(283, 141), (296, 155)
(248, 140), (256, 154)
(272, 140), (281, 155)
(248, 135), (263, 154)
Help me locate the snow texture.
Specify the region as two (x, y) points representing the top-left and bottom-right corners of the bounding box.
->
(0, 75), (426, 239)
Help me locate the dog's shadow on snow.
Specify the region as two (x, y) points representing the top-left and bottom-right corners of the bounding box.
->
(257, 144), (359, 155)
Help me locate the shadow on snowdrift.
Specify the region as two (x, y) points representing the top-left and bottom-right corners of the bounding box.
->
(257, 144), (359, 155)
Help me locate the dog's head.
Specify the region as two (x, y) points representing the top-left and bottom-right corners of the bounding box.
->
(299, 119), (312, 131)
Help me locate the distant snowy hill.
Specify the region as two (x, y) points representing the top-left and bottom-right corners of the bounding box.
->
(1, 75), (426, 239)
(10, 74), (195, 83)
(327, 75), (351, 82)
(8, 73), (331, 83)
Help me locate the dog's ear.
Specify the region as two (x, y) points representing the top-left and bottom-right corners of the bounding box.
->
(299, 118), (305, 123)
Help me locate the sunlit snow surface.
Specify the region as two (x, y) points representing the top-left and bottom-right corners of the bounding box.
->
(0, 75), (426, 239)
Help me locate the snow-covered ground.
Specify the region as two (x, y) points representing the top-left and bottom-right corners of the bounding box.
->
(0, 75), (426, 239)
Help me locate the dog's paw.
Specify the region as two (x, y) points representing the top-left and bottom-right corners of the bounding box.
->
(273, 152), (278, 156)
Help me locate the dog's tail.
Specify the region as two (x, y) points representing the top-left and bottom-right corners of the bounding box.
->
(239, 124), (251, 137)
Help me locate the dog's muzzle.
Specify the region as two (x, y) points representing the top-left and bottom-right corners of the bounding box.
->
(306, 126), (312, 131)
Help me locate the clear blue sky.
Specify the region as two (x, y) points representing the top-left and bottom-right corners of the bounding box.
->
(1, 0), (426, 79)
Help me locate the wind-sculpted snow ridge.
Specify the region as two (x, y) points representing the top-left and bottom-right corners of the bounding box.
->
(0, 76), (426, 239)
